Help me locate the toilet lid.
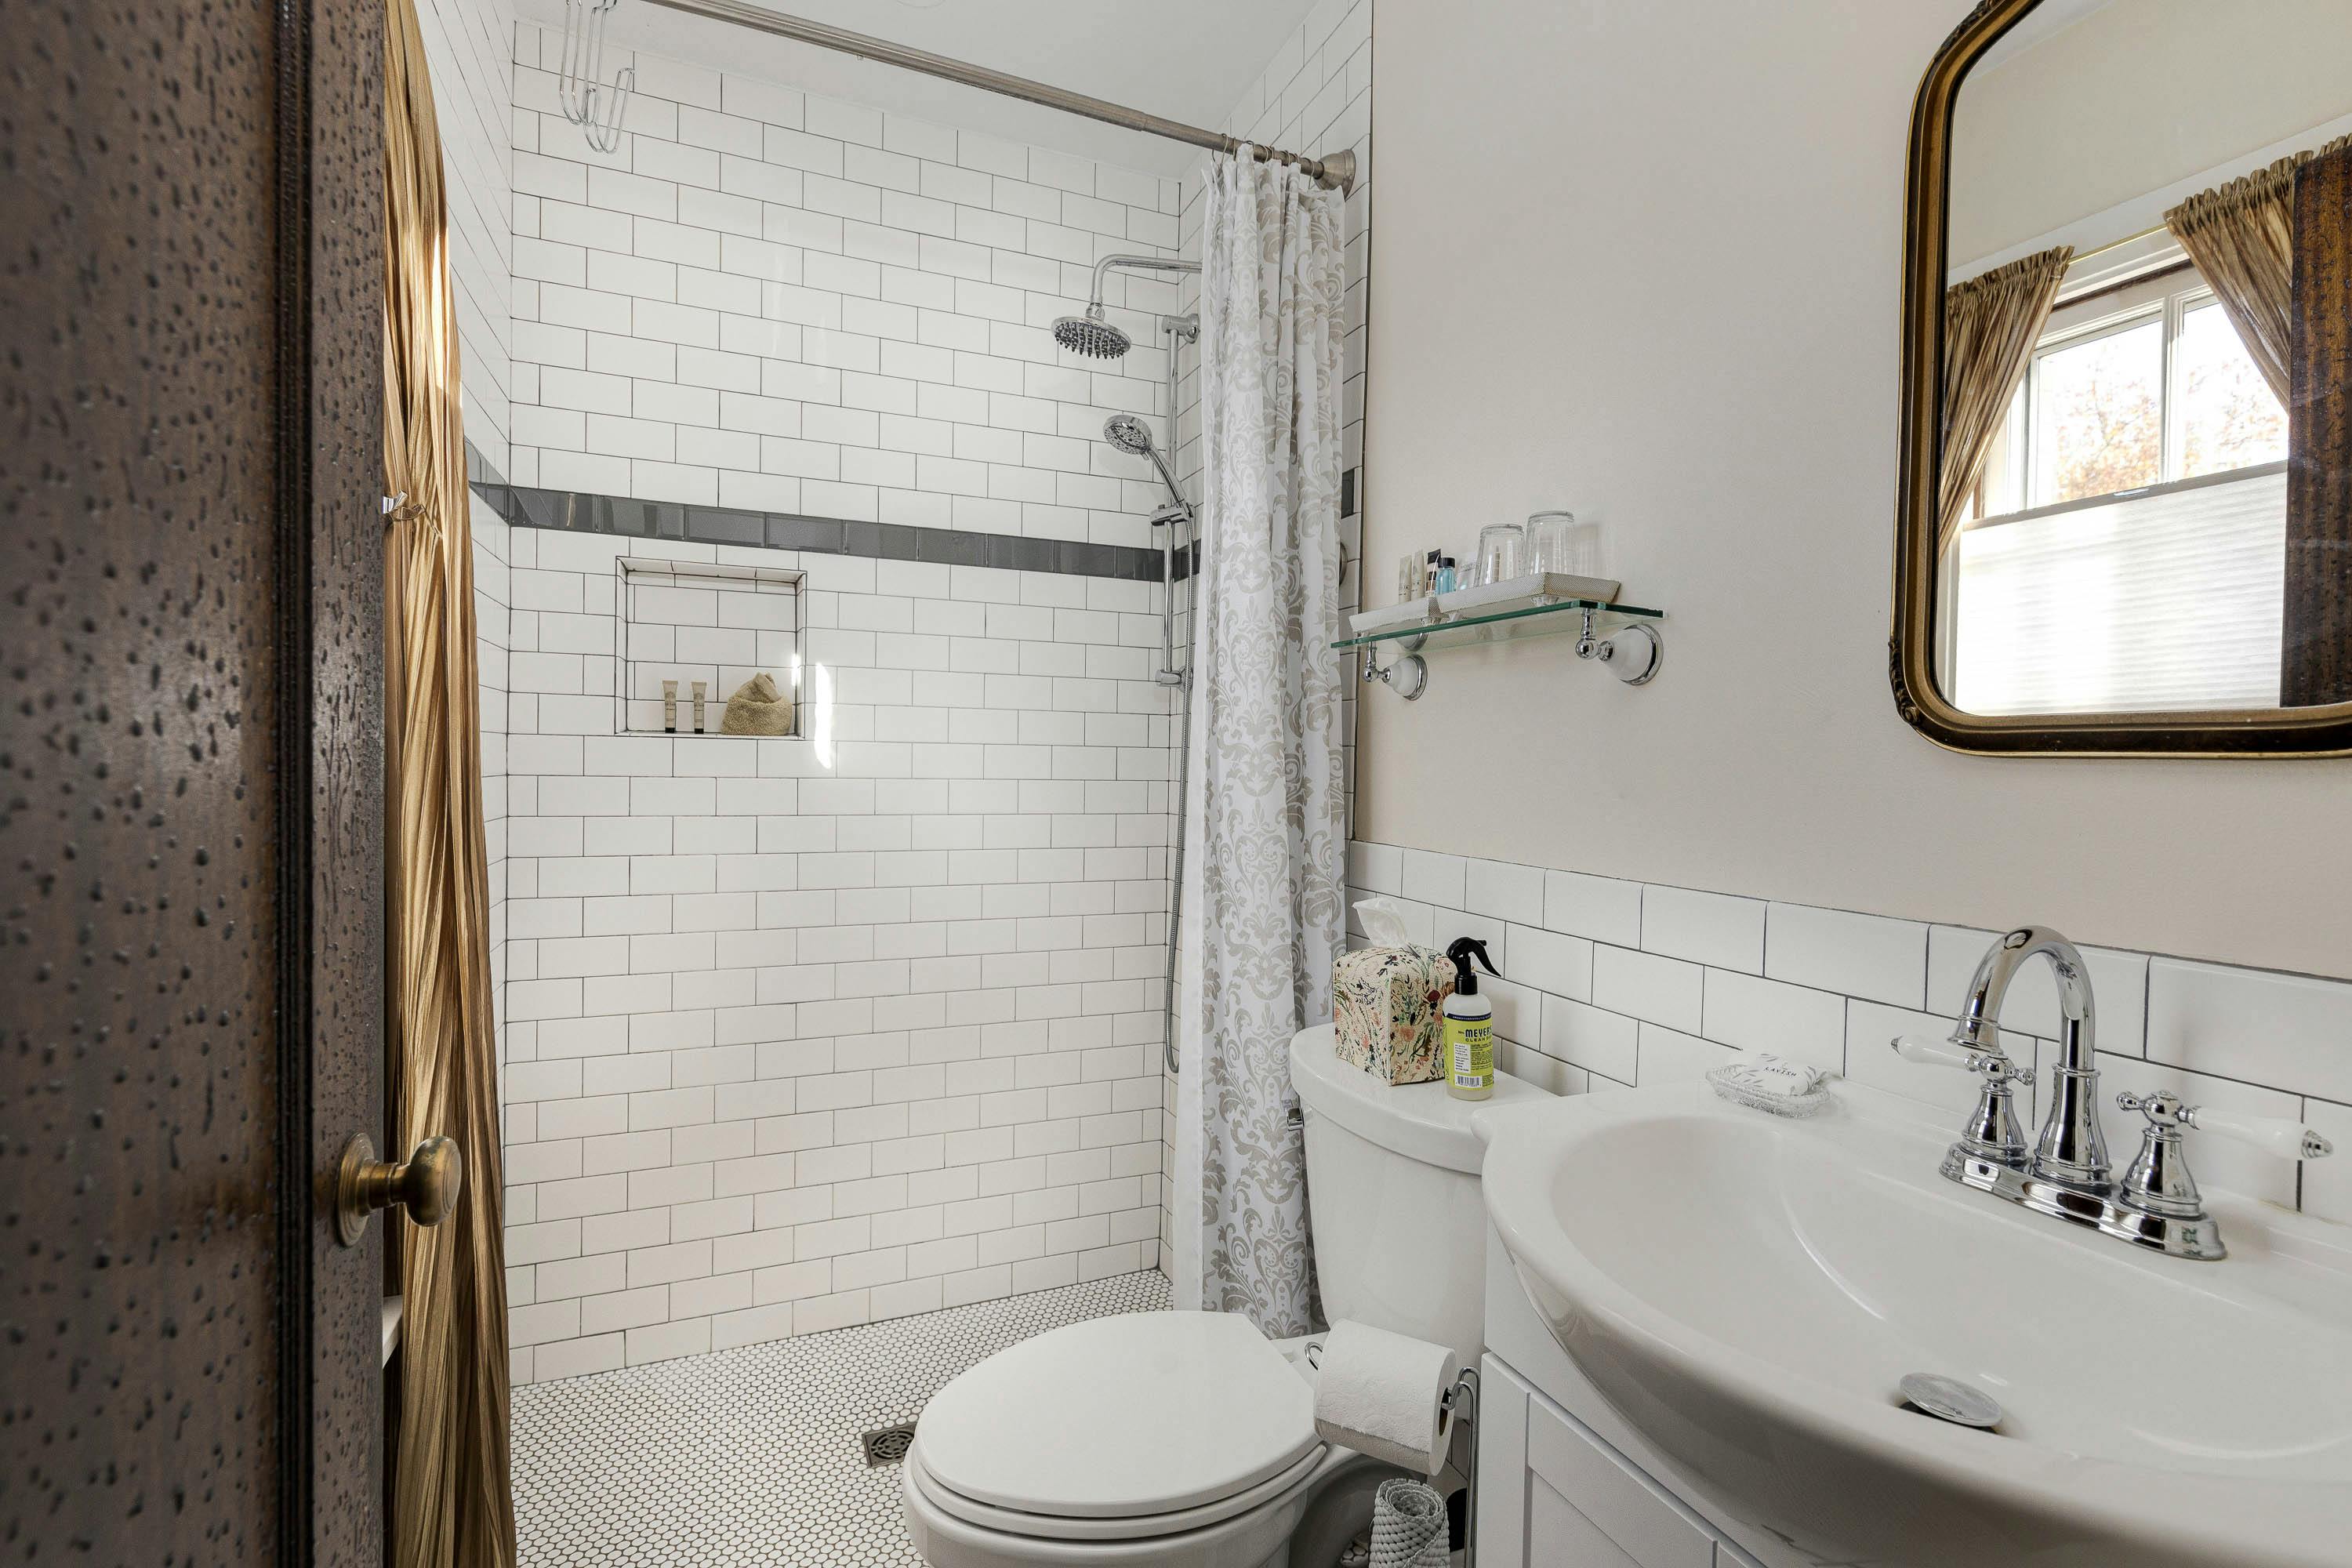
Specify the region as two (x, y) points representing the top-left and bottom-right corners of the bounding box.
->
(912, 1312), (1320, 1519)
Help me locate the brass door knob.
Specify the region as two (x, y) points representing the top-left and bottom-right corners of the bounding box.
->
(335, 1134), (463, 1247)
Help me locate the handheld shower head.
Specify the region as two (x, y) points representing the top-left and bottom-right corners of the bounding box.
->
(1103, 413), (1185, 509)
(1054, 309), (1132, 359)
(1102, 412), (1155, 456)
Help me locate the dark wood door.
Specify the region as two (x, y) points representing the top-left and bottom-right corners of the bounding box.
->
(2, 2), (388, 1563)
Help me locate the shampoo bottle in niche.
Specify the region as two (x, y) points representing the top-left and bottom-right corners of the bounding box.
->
(1442, 936), (1501, 1100)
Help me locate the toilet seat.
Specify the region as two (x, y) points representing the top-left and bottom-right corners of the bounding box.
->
(909, 1311), (1323, 1537)
(904, 1443), (1330, 1543)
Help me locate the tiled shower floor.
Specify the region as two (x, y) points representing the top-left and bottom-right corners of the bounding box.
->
(513, 1270), (1172, 1566)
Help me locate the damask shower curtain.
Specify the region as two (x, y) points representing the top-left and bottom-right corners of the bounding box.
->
(383, 0), (514, 1563)
(1173, 150), (1347, 1337)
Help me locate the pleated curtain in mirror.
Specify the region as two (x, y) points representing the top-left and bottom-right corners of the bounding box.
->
(2164, 134), (2352, 406)
(383, 0), (516, 1562)
(2167, 132), (2352, 706)
(1938, 246), (2073, 551)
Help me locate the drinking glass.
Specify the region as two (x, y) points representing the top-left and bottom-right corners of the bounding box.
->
(1525, 510), (1574, 574)
(1528, 510), (1605, 579)
(1474, 523), (1524, 588)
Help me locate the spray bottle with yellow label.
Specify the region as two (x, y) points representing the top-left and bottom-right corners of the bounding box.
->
(1443, 936), (1501, 1100)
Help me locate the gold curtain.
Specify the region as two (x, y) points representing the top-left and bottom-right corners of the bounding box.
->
(383, 0), (515, 1563)
(1939, 245), (2074, 551)
(2165, 132), (2352, 408)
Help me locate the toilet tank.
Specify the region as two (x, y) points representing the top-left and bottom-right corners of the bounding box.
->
(1289, 1024), (1551, 1368)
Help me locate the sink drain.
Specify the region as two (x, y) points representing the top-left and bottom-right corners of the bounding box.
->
(1899, 1374), (2003, 1430)
(860, 1421), (916, 1467)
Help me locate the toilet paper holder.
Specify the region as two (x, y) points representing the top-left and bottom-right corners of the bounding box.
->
(1303, 1341), (1483, 1566)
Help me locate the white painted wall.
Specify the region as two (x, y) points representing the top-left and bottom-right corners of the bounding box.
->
(1950, 0), (2352, 263)
(1362, 0), (2352, 982)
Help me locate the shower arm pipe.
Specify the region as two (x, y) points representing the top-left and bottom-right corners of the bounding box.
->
(634, 0), (1357, 191)
(1088, 254), (1202, 313)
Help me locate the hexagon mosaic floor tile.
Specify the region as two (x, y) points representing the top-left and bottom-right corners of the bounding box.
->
(513, 1271), (1172, 1566)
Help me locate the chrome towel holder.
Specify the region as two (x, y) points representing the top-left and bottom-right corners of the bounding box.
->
(558, 0), (636, 153)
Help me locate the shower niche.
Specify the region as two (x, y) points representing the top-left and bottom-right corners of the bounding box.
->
(614, 556), (804, 738)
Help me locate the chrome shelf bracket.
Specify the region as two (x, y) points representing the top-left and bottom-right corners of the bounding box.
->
(1574, 610), (1664, 684)
(1360, 642), (1428, 701)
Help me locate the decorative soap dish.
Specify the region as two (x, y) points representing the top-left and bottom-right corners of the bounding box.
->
(1708, 1054), (1833, 1118)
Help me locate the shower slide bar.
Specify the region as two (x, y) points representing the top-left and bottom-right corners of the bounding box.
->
(635, 0), (1357, 192)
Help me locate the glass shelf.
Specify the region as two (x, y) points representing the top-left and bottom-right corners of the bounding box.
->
(1331, 597), (1664, 653)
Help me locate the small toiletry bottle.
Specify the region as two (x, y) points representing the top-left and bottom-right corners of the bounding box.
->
(1398, 553), (1421, 606)
(1423, 550), (1443, 595)
(1442, 936), (1501, 1100)
(1434, 556), (1457, 594)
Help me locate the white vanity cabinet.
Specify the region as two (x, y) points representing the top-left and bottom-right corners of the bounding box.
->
(1477, 1227), (1809, 1568)
(1476, 1357), (1758, 1568)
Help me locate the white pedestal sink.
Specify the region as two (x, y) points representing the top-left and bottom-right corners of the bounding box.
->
(1475, 1081), (2352, 1568)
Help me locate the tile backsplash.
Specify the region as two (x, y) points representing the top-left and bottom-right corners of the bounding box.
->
(1346, 840), (2352, 1225)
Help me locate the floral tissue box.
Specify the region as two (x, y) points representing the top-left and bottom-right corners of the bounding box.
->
(1333, 943), (1456, 1085)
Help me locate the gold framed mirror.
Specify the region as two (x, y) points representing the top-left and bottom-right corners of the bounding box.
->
(1893, 0), (2352, 755)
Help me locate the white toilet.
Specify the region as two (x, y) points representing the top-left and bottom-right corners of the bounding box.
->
(901, 1023), (1547, 1568)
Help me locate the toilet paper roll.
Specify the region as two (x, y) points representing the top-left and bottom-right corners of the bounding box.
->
(1311, 1319), (1461, 1476)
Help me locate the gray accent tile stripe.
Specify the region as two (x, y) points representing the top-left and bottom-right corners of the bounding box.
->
(467, 466), (1187, 583)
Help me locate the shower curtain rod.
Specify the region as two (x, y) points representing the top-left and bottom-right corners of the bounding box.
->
(635, 0), (1357, 191)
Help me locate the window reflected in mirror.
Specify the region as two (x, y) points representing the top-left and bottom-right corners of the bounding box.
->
(1904, 0), (2352, 744)
(1946, 252), (2293, 716)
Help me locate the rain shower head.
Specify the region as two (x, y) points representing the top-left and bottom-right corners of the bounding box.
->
(1055, 255), (1203, 361)
(1053, 309), (1132, 359)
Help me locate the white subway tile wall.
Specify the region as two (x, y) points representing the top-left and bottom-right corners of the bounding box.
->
(506, 24), (1186, 551)
(477, 496), (513, 1140)
(496, 526), (1172, 1381)
(421, 0), (517, 470)
(1157, 0), (1376, 1279)
(1347, 840), (2352, 1228)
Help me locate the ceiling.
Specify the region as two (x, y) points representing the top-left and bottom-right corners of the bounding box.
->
(516, 0), (1325, 176)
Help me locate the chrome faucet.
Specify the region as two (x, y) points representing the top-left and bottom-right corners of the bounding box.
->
(1957, 927), (2107, 1185)
(1894, 926), (2332, 1261)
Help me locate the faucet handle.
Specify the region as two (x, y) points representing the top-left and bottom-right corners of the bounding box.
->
(1892, 1035), (2034, 1086)
(2120, 1090), (2334, 1162)
(1894, 1035), (2033, 1167)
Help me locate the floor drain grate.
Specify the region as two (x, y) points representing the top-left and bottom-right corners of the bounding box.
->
(860, 1422), (916, 1467)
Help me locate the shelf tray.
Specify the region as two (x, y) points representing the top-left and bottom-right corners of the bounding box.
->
(1331, 596), (1662, 652)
